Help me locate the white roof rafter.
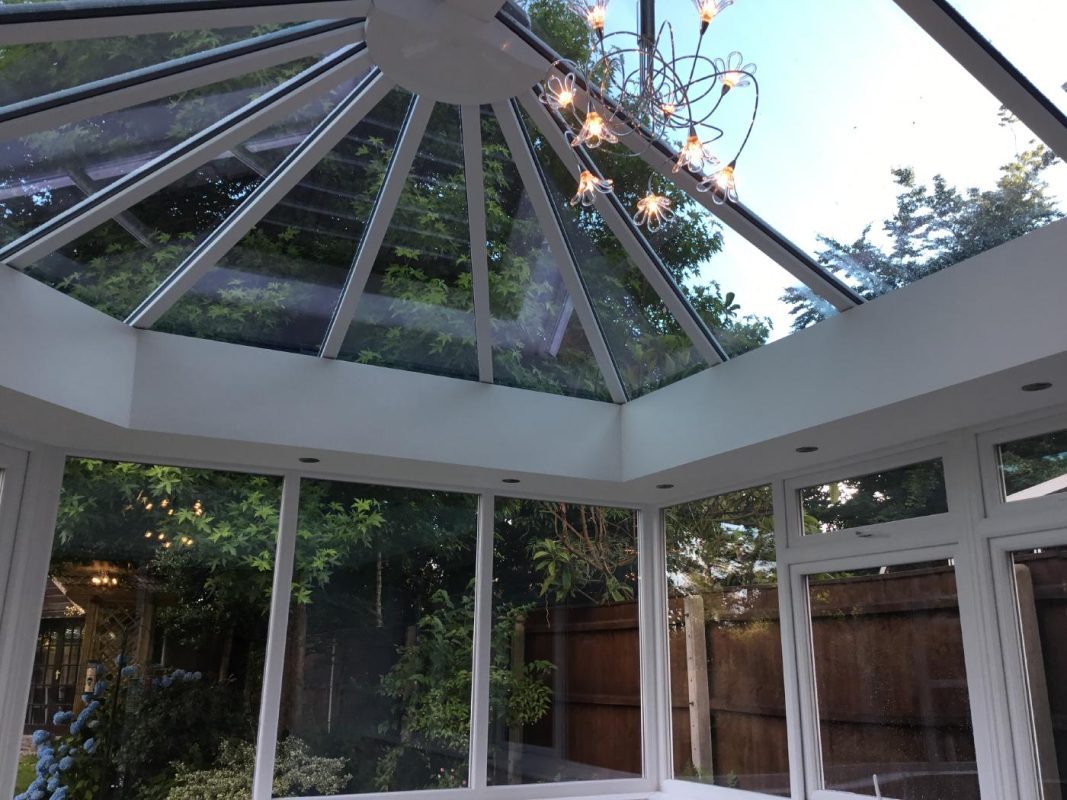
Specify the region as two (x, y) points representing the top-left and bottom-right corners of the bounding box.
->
(127, 70), (394, 329)
(461, 104), (496, 385)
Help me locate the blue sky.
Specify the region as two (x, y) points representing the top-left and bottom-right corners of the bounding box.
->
(603, 0), (1067, 338)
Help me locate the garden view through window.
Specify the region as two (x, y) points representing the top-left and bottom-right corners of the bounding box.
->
(807, 561), (979, 799)
(997, 429), (1067, 503)
(800, 458), (949, 534)
(15, 459), (283, 800)
(664, 486), (789, 796)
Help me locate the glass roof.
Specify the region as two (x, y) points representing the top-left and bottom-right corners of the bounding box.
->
(1, 0), (1063, 403)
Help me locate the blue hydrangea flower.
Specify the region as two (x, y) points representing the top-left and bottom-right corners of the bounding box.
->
(69, 719), (83, 735)
(38, 748), (54, 761)
(114, 653), (127, 667)
(192, 671), (202, 681)
(92, 680), (107, 697)
(58, 756), (74, 771)
(52, 789), (69, 800)
(47, 776), (59, 791)
(87, 719), (100, 729)
(83, 737), (96, 754)
(172, 669), (186, 680)
(30, 789), (45, 800)
(182, 671), (196, 682)
(161, 676), (173, 688)
(81, 693), (92, 704)
(32, 729), (52, 745)
(120, 665), (137, 679)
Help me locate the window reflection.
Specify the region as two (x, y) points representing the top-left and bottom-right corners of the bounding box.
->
(997, 429), (1067, 503)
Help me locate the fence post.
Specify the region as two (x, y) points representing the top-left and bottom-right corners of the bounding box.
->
(683, 594), (712, 778)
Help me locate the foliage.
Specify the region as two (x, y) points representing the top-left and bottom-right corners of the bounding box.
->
(784, 144), (1063, 329)
(164, 738), (350, 800)
(664, 486), (776, 593)
(997, 430), (1067, 498)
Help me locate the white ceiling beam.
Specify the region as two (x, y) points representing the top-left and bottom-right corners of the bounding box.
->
(127, 71), (393, 329)
(319, 95), (435, 359)
(0, 20), (366, 142)
(493, 13), (865, 314)
(0, 44), (371, 270)
(461, 105), (495, 385)
(892, 0), (1067, 161)
(518, 95), (729, 367)
(492, 101), (629, 404)
(0, 0), (372, 44)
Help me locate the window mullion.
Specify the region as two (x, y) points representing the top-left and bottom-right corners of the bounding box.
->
(467, 493), (495, 790)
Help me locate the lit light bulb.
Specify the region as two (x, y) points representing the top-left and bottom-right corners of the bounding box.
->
(633, 191), (674, 232)
(91, 576), (101, 586)
(144, 502), (153, 511)
(541, 72), (578, 111)
(144, 531), (153, 539)
(110, 577), (118, 586)
(571, 169), (614, 206)
(572, 110), (618, 149)
(160, 498), (169, 508)
(163, 541), (172, 549)
(158, 532), (166, 541)
(674, 130), (718, 174)
(698, 161), (739, 204)
(660, 102), (677, 119)
(567, 0), (609, 36)
(715, 51), (755, 93)
(693, 0), (733, 32)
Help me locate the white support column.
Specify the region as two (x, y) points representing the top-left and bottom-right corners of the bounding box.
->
(0, 21), (366, 141)
(0, 444), (29, 630)
(491, 101), (628, 404)
(462, 105), (495, 385)
(252, 473), (301, 800)
(0, 447), (65, 800)
(127, 71), (393, 328)
(771, 478), (811, 800)
(638, 505), (671, 788)
(0, 45), (371, 270)
(320, 95), (434, 359)
(468, 493), (495, 789)
(517, 95), (728, 367)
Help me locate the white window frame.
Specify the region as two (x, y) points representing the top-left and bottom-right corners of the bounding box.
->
(782, 443), (955, 555)
(977, 412), (1067, 528)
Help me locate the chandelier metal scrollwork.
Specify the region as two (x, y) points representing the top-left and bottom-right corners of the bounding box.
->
(539, 0), (759, 230)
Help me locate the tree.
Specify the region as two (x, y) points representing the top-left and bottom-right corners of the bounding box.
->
(783, 144), (1062, 330)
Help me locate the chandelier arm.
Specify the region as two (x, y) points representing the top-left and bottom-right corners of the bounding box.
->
(522, 92), (730, 367)
(0, 19), (366, 142)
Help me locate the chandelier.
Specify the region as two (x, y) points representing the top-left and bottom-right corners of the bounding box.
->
(538, 0), (758, 231)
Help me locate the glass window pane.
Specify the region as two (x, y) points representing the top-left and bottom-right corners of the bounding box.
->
(1011, 545), (1067, 799)
(529, 113), (709, 398)
(808, 561), (978, 798)
(997, 429), (1067, 503)
(481, 108), (611, 400)
(337, 102), (479, 380)
(0, 57), (316, 246)
(156, 87), (410, 353)
(22, 73), (363, 321)
(15, 458), (281, 800)
(276, 480), (478, 795)
(665, 486), (789, 795)
(947, 0), (1067, 116)
(800, 458), (948, 534)
(0, 26), (277, 107)
(489, 497), (641, 783)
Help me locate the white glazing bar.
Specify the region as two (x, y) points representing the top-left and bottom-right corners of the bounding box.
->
(0, 45), (370, 270)
(127, 71), (393, 328)
(638, 505), (671, 787)
(516, 96), (727, 368)
(0, 447), (65, 800)
(490, 101), (628, 404)
(462, 105), (495, 385)
(0, 0), (373, 44)
(892, 0), (1067, 161)
(251, 472), (301, 800)
(771, 478), (808, 800)
(467, 493), (495, 789)
(0, 21), (366, 141)
(319, 95), (434, 360)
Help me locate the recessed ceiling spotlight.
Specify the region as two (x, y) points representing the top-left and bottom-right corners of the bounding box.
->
(656, 483), (675, 489)
(796, 446), (819, 453)
(502, 478), (521, 484)
(298, 457), (320, 464)
(1021, 382), (1053, 392)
